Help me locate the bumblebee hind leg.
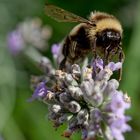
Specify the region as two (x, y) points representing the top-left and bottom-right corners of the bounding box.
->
(59, 58), (67, 71)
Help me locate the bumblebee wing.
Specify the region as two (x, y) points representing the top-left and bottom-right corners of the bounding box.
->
(45, 4), (90, 23)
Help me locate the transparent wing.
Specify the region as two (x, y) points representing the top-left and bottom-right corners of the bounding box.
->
(45, 4), (90, 23)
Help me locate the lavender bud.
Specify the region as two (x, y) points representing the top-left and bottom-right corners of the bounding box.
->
(81, 79), (94, 97)
(108, 79), (119, 89)
(83, 67), (93, 80)
(104, 126), (114, 140)
(91, 92), (103, 107)
(64, 74), (78, 86)
(77, 109), (89, 125)
(59, 114), (73, 124)
(48, 111), (60, 121)
(68, 116), (78, 130)
(96, 67), (113, 81)
(103, 79), (119, 99)
(82, 80), (103, 106)
(43, 91), (55, 104)
(68, 86), (83, 100)
(71, 64), (81, 81)
(58, 114), (69, 124)
(107, 62), (122, 71)
(92, 58), (104, 70)
(52, 104), (62, 113)
(67, 101), (81, 113)
(64, 74), (73, 84)
(90, 108), (102, 123)
(59, 92), (72, 104)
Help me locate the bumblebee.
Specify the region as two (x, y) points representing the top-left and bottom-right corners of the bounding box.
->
(45, 4), (124, 80)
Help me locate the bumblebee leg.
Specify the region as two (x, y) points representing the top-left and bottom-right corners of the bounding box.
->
(92, 38), (98, 77)
(104, 45), (111, 67)
(92, 38), (97, 59)
(118, 46), (125, 81)
(59, 58), (67, 71)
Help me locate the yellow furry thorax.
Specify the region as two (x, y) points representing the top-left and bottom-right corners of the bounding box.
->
(89, 12), (123, 37)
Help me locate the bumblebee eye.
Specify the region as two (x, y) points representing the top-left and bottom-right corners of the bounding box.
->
(102, 33), (108, 42)
(100, 33), (110, 45)
(96, 33), (109, 47)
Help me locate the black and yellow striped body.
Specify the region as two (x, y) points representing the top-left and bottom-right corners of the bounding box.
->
(59, 12), (123, 70)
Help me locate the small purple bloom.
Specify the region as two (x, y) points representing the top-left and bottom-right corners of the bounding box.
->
(107, 62), (122, 71)
(109, 117), (131, 140)
(29, 82), (48, 101)
(7, 30), (24, 55)
(92, 58), (103, 70)
(92, 58), (122, 72)
(51, 44), (61, 59)
(108, 91), (130, 115)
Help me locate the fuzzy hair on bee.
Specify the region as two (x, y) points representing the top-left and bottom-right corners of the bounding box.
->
(88, 11), (123, 37)
(45, 4), (124, 80)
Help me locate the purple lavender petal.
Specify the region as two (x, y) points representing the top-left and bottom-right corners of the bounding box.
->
(107, 62), (122, 71)
(109, 117), (131, 140)
(110, 127), (124, 140)
(28, 82), (48, 101)
(51, 44), (61, 58)
(109, 91), (130, 115)
(110, 117), (131, 131)
(92, 58), (104, 70)
(7, 30), (24, 55)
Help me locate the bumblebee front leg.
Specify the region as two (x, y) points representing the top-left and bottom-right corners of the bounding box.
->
(92, 37), (97, 60)
(104, 45), (111, 67)
(118, 46), (125, 81)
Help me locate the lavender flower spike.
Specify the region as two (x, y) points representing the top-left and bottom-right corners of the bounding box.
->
(30, 57), (131, 140)
(7, 18), (52, 55)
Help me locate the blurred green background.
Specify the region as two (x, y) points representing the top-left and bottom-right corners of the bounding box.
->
(0, 0), (140, 140)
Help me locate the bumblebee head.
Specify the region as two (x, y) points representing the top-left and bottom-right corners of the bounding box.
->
(89, 12), (122, 48)
(96, 29), (121, 48)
